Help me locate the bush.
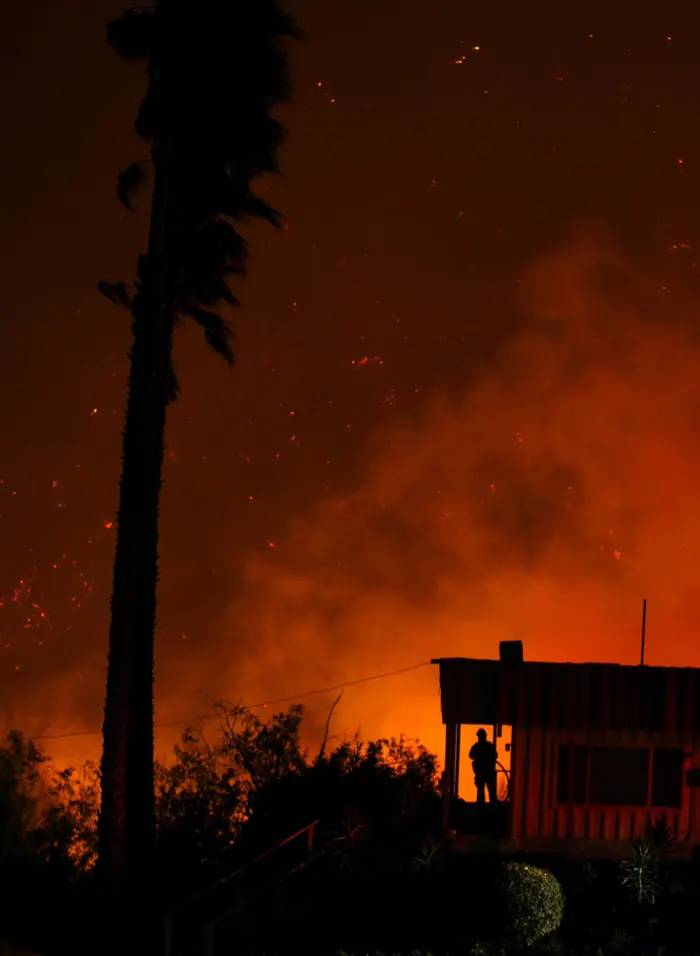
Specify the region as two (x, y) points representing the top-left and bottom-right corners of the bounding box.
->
(498, 861), (564, 948)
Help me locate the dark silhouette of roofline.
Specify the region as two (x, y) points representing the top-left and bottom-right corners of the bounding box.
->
(433, 649), (700, 732)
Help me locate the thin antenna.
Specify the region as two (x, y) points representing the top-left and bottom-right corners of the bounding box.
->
(640, 598), (647, 666)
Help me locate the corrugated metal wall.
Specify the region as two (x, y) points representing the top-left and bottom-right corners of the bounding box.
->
(437, 658), (700, 844)
(510, 726), (698, 842)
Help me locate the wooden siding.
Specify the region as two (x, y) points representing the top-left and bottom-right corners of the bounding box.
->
(434, 657), (700, 735)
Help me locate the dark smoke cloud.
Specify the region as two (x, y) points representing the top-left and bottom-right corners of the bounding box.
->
(193, 223), (700, 759)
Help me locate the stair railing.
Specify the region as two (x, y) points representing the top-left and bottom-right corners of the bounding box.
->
(162, 819), (319, 956)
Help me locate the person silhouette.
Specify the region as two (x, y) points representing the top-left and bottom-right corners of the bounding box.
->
(469, 728), (498, 804)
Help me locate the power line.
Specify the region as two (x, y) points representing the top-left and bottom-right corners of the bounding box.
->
(31, 660), (432, 742)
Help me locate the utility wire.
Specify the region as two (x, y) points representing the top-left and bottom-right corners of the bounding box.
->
(31, 660), (432, 742)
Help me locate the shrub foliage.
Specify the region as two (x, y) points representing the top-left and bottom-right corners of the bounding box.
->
(498, 861), (565, 948)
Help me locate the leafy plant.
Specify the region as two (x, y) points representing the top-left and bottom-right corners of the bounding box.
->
(470, 944), (505, 956)
(326, 806), (369, 873)
(38, 761), (100, 873)
(333, 952), (435, 956)
(410, 833), (445, 871)
(619, 839), (662, 905)
(618, 818), (675, 908)
(603, 926), (635, 954)
(329, 805), (368, 844)
(498, 861), (565, 948)
(576, 860), (599, 887)
(645, 818), (674, 855)
(0, 731), (46, 862)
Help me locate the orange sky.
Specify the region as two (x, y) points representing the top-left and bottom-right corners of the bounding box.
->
(2, 1), (700, 773)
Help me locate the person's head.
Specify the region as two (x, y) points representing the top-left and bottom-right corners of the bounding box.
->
(476, 728), (487, 740)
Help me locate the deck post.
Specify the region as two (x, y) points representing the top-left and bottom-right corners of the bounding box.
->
(454, 723), (462, 799)
(442, 722), (457, 832)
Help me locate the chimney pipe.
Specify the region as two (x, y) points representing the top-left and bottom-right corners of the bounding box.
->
(499, 640), (524, 664)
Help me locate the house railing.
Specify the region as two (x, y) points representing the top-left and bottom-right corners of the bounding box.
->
(162, 819), (320, 956)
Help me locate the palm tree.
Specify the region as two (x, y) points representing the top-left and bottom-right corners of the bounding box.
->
(96, 0), (299, 937)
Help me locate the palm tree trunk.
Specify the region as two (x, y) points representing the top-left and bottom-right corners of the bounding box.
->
(98, 133), (176, 947)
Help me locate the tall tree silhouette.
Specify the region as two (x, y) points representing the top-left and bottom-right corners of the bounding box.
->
(97, 0), (298, 934)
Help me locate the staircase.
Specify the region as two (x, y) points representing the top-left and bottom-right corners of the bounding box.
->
(162, 820), (321, 956)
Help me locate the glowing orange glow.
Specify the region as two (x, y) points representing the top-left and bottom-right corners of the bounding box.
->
(174, 227), (700, 778)
(5, 7), (700, 801)
(12, 228), (700, 780)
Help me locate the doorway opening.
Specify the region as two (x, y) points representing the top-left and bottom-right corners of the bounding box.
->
(452, 723), (512, 836)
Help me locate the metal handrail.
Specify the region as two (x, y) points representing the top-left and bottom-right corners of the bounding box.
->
(202, 841), (324, 956)
(162, 819), (319, 956)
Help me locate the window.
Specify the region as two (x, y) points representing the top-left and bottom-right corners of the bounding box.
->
(556, 743), (569, 805)
(556, 744), (684, 808)
(652, 749), (684, 809)
(588, 747), (649, 805)
(572, 745), (587, 804)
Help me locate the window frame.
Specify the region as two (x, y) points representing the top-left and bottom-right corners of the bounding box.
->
(554, 743), (684, 810)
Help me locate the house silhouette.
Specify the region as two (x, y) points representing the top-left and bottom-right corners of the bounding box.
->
(433, 641), (700, 858)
